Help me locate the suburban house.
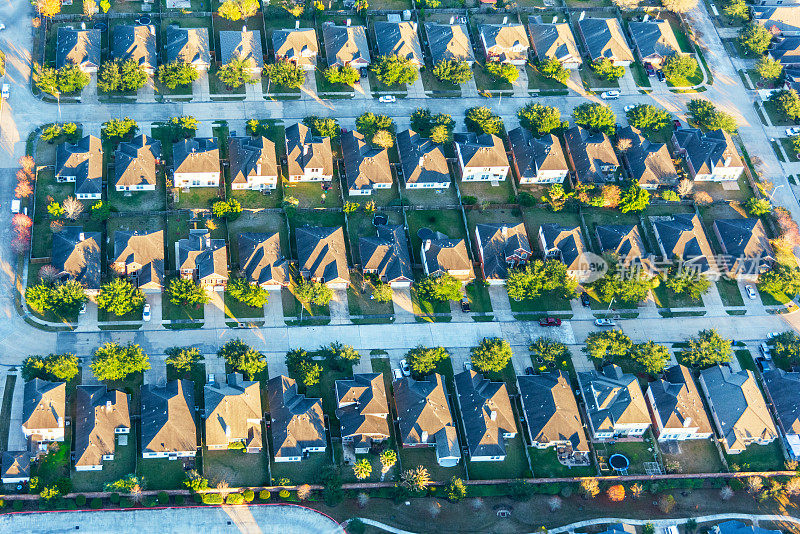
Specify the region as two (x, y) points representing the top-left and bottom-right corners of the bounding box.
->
(645, 365), (713, 442)
(478, 22), (530, 65)
(55, 135), (103, 200)
(172, 138), (220, 188)
(474, 223), (532, 283)
(74, 385), (131, 471)
(627, 20), (681, 67)
(578, 364), (650, 440)
(454, 370), (517, 462)
(454, 132), (510, 182)
(335, 374), (391, 454)
(617, 126), (678, 189)
(165, 26), (211, 71)
(341, 130), (393, 196)
(713, 521), (782, 534)
(699, 365), (778, 454)
(359, 224), (413, 287)
(56, 27), (101, 72)
(425, 21), (475, 66)
(229, 136), (278, 191)
(114, 135), (161, 192)
(538, 223), (591, 281)
(204, 373), (262, 453)
(272, 26), (319, 70)
(1, 451), (31, 484)
(421, 235), (475, 281)
(140, 380), (198, 459)
(176, 229), (228, 290)
(52, 227), (102, 294)
(517, 371), (590, 466)
(396, 129), (451, 189)
(112, 25), (157, 75)
(753, 6), (800, 36)
(712, 218), (774, 280)
(238, 232), (289, 290)
(220, 28), (264, 76)
(285, 123), (334, 182)
(576, 18), (634, 65)
(528, 20), (582, 69)
(322, 22), (370, 69)
(564, 126), (619, 183)
(597, 525), (637, 534)
(769, 36), (800, 66)
(508, 128), (569, 185)
(268, 375), (327, 462)
(111, 230), (165, 292)
(760, 368), (800, 459)
(393, 374), (461, 467)
(22, 379), (66, 451)
(374, 21), (423, 67)
(650, 213), (717, 273)
(672, 128), (744, 182)
(296, 226), (351, 288)
(595, 224), (653, 272)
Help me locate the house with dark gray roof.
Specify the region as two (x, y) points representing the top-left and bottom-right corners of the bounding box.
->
(595, 224), (653, 272)
(114, 135), (161, 192)
(273, 27), (319, 70)
(238, 232), (289, 289)
(396, 129), (450, 189)
(359, 224), (413, 287)
(617, 126), (678, 189)
(454, 132), (510, 182)
(672, 128), (744, 182)
(22, 379), (66, 451)
(56, 27), (101, 72)
(285, 123), (334, 182)
(650, 213), (717, 274)
(699, 365), (778, 454)
(56, 135), (103, 200)
(204, 373), (262, 453)
(645, 365), (713, 442)
(177, 229), (228, 290)
(341, 130), (393, 195)
(165, 26), (211, 71)
(528, 21), (582, 68)
(598, 525), (637, 534)
(517, 371), (590, 465)
(268, 375), (326, 462)
(52, 227), (101, 294)
(112, 230), (165, 292)
(769, 36), (800, 66)
(421, 235), (474, 281)
(1, 451), (31, 483)
(712, 218), (774, 281)
(74, 385), (131, 471)
(296, 226), (350, 288)
(538, 223), (590, 280)
(220, 29), (264, 75)
(578, 364), (650, 440)
(761, 368), (800, 459)
(335, 373), (390, 454)
(393, 374), (461, 467)
(425, 22), (475, 66)
(713, 520), (782, 534)
(564, 126), (619, 183)
(374, 21), (423, 67)
(454, 370), (517, 462)
(627, 20), (680, 67)
(576, 18), (634, 65)
(479, 23), (530, 65)
(112, 25), (157, 74)
(229, 136), (278, 191)
(753, 6), (800, 36)
(141, 380), (197, 458)
(323, 22), (370, 69)
(475, 223), (532, 284)
(173, 138), (220, 188)
(508, 128), (568, 185)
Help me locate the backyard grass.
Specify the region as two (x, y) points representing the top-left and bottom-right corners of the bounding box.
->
(527, 447), (595, 478)
(459, 178), (516, 205)
(397, 445), (467, 483)
(596, 437), (660, 476)
(659, 438), (725, 474)
(203, 446), (269, 487)
(0, 375), (15, 456)
(725, 440), (786, 472)
(346, 209), (404, 264)
(466, 436), (530, 480)
(32, 437), (71, 487)
(226, 210), (289, 267)
(283, 180), (343, 208)
(716, 278), (745, 307)
(269, 450), (333, 485)
(108, 172), (167, 213)
(174, 185), (224, 210)
(72, 433), (137, 491)
(405, 209), (469, 264)
(137, 456), (195, 490)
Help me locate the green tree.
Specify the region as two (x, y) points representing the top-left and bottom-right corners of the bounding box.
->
(167, 116), (198, 140)
(662, 54), (698, 84)
(401, 466), (431, 492)
(538, 58), (570, 83)
(542, 183), (568, 211)
(164, 347), (203, 374)
(769, 331), (800, 368)
(415, 273), (463, 302)
(619, 183), (651, 213)
(98, 60), (146, 92)
(723, 0), (749, 20)
(485, 61), (519, 83)
(91, 342), (150, 381)
(285, 349), (322, 387)
(573, 102), (617, 135)
(445, 477), (467, 502)
(218, 339), (266, 379)
(680, 329), (732, 368)
(584, 330), (633, 363)
(409, 108), (454, 141)
(590, 259), (652, 304)
(157, 61), (199, 89)
(97, 61), (122, 93)
(406, 346), (449, 377)
(218, 57), (256, 88)
(432, 59), (472, 84)
(41, 123), (62, 142)
(323, 65), (359, 86)
(470, 337), (513, 373)
(371, 55), (418, 86)
(356, 112), (394, 139)
(517, 103), (563, 136)
(22, 353), (80, 382)
(302, 116), (339, 138)
(758, 264), (800, 297)
(47, 201), (64, 218)
(372, 282), (392, 303)
(34, 65), (60, 96)
(101, 117), (138, 142)
(745, 197), (772, 216)
(756, 55), (783, 82)
(295, 279), (333, 306)
(664, 264), (711, 299)
(166, 277), (209, 307)
(227, 278), (269, 308)
(371, 129), (394, 149)
(687, 99), (738, 132)
(529, 338), (569, 365)
(739, 24), (773, 56)
(183, 471), (209, 492)
(105, 474), (142, 493)
(96, 278), (145, 317)
(211, 198), (242, 219)
(380, 449), (397, 473)
(506, 259), (577, 301)
(353, 458), (372, 480)
(770, 89), (800, 121)
(323, 342), (361, 370)
(626, 104), (671, 131)
(120, 59), (147, 91)
(629, 341), (671, 375)
(465, 106), (503, 135)
(591, 58), (625, 80)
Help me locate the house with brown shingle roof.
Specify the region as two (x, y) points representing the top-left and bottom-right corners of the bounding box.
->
(650, 213), (718, 274)
(323, 22), (370, 69)
(112, 25), (157, 74)
(220, 28), (264, 75)
(508, 128), (569, 185)
(396, 129), (451, 189)
(177, 229), (228, 290)
(114, 135), (161, 192)
(646, 365), (713, 442)
(74, 385), (131, 471)
(564, 126), (619, 183)
(528, 20), (582, 69)
(479, 23), (530, 65)
(762, 368), (800, 460)
(576, 18), (634, 65)
(238, 232), (289, 289)
(335, 373), (390, 454)
(112, 230), (165, 292)
(538, 223), (591, 280)
(204, 373), (262, 453)
(268, 375), (327, 462)
(229, 136), (278, 191)
(52, 226), (102, 294)
(359, 224), (413, 287)
(341, 130), (393, 196)
(1, 451), (31, 483)
(454, 132), (510, 182)
(56, 135), (103, 200)
(285, 123), (334, 182)
(578, 364), (650, 440)
(475, 222), (532, 283)
(296, 226), (350, 288)
(617, 126), (678, 190)
(273, 26), (319, 70)
(713, 218), (774, 281)
(173, 138), (220, 188)
(165, 26), (211, 71)
(56, 27), (101, 73)
(628, 20), (681, 68)
(22, 379), (66, 451)
(141, 380), (198, 458)
(421, 235), (474, 281)
(425, 22), (475, 66)
(595, 224), (654, 273)
(454, 370), (517, 462)
(753, 5), (800, 36)
(672, 128), (744, 182)
(374, 21), (423, 67)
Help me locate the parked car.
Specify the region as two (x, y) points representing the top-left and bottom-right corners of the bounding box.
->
(463, 361), (473, 371)
(2, 84), (9, 100)
(378, 95), (396, 103)
(656, 70), (665, 82)
(10, 199), (20, 214)
(600, 90), (620, 100)
(539, 317), (562, 327)
(580, 292), (591, 307)
(392, 368), (403, 380)
(399, 358), (411, 377)
(767, 332), (781, 340)
(786, 127), (800, 137)
(645, 64), (656, 77)
(79, 302), (87, 315)
(745, 285), (757, 300)
(460, 297), (470, 313)
(207, 373), (215, 384)
(594, 318), (616, 327)
(673, 119), (682, 130)
(525, 366), (535, 375)
(624, 104), (636, 113)
(143, 303), (151, 322)
(760, 342), (772, 359)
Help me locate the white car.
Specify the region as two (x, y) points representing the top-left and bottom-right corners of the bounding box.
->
(624, 104), (637, 113)
(378, 95), (396, 103)
(767, 332), (781, 340)
(600, 90), (620, 100)
(399, 358), (411, 377)
(143, 303), (151, 321)
(10, 199), (20, 214)
(760, 342), (772, 359)
(79, 302), (87, 315)
(745, 285), (758, 300)
(594, 318), (616, 327)
(786, 127), (800, 137)
(1, 84), (9, 100)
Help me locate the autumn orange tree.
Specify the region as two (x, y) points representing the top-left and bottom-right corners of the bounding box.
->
(607, 484), (625, 502)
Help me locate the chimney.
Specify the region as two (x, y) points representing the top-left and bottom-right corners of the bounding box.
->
(79, 232), (85, 241)
(412, 22), (417, 32)
(421, 430), (428, 443)
(724, 156), (732, 167)
(501, 226), (508, 237)
(502, 16), (508, 24)
(423, 239), (431, 252)
(553, 16), (558, 23)
(490, 410), (497, 421)
(257, 163), (262, 175)
(346, 18), (351, 26)
(205, 233), (211, 248)
(449, 16), (455, 24)
(81, 22), (86, 30)
(150, 25), (156, 36)
(683, 417), (692, 428)
(295, 20), (300, 29)
(242, 25), (247, 33)
(418, 156), (425, 168)
(105, 400), (113, 413)
(579, 11), (586, 21)
(303, 144), (309, 156)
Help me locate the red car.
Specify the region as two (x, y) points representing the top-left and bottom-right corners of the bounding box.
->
(539, 317), (562, 327)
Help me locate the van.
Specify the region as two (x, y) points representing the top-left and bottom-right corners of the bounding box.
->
(10, 199), (20, 214)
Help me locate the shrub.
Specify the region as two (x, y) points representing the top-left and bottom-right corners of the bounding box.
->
(12, 500), (23, 511)
(279, 489), (291, 499)
(192, 493), (203, 503)
(175, 495), (185, 505)
(109, 493), (120, 504)
(90, 498), (102, 509)
(202, 493), (224, 505)
(76, 494), (87, 506)
(243, 489), (255, 502)
(226, 493), (245, 505)
(157, 491), (169, 505)
(259, 490), (271, 500)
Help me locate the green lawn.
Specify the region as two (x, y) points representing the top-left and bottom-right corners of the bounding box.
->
(203, 447), (269, 487)
(347, 282), (394, 318)
(465, 281), (492, 315)
(629, 62), (652, 88)
(725, 440), (786, 472)
(174, 186), (224, 210)
(527, 447), (595, 478)
(526, 63), (566, 91)
(466, 436), (530, 480)
(72, 432), (137, 491)
(405, 209), (469, 264)
(32, 437), (71, 487)
(472, 63), (513, 94)
(397, 445), (466, 483)
(579, 66), (620, 89)
(764, 100), (794, 127)
(137, 456), (195, 490)
(108, 175), (167, 213)
(651, 279), (705, 309)
(735, 349), (756, 372)
(459, 178), (516, 205)
(281, 284), (330, 324)
(269, 451), (332, 485)
(283, 180), (343, 208)
(716, 278), (745, 307)
(410, 285), (451, 321)
(0, 375), (15, 455)
(596, 437), (660, 475)
(509, 290), (573, 312)
(224, 292), (265, 319)
(781, 138), (800, 162)
(419, 67), (461, 95)
(161, 290), (205, 322)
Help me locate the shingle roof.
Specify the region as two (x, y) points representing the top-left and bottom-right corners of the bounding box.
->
(220, 29), (264, 69)
(673, 128), (743, 176)
(165, 26), (211, 67)
(323, 23), (370, 66)
(173, 137), (220, 175)
(579, 364), (650, 433)
(596, 224), (648, 267)
(518, 371), (589, 452)
(425, 22), (475, 64)
(454, 370), (516, 458)
(56, 27), (101, 70)
(204, 373), (262, 450)
(528, 22), (581, 64)
(285, 123), (334, 178)
(141, 380), (197, 455)
(341, 130), (392, 192)
(56, 135), (103, 196)
(74, 386), (131, 468)
(113, 230), (165, 291)
(52, 226), (102, 291)
(273, 28), (318, 67)
(177, 229), (228, 283)
(475, 222), (531, 281)
(753, 6), (800, 34)
(770, 36), (800, 64)
(627, 20), (680, 60)
(577, 18), (634, 62)
(335, 373), (390, 447)
(393, 374), (460, 460)
(651, 213), (715, 271)
(564, 126), (619, 183)
(617, 125), (678, 188)
(374, 21), (423, 64)
(479, 23), (530, 63)
(454, 132), (509, 170)
(715, 520), (782, 534)
(508, 128), (568, 180)
(762, 368), (800, 435)
(396, 129), (450, 186)
(229, 136), (277, 185)
(115, 135), (161, 189)
(1, 451), (30, 480)
(22, 379), (65, 433)
(423, 237), (474, 278)
(268, 375), (326, 459)
(296, 226), (350, 284)
(359, 224), (413, 284)
(238, 232), (289, 287)
(112, 25), (157, 70)
(648, 365), (713, 435)
(539, 223), (586, 271)
(713, 218), (774, 273)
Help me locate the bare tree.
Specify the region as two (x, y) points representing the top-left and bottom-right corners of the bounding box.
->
(296, 484), (311, 501)
(469, 497), (483, 510)
(62, 196), (84, 220)
(19, 155), (35, 173)
(38, 265), (59, 283)
(50, 220), (63, 233)
(428, 501), (441, 518)
(356, 492), (369, 509)
(612, 0), (640, 11)
(677, 178), (694, 197)
(547, 496), (563, 512)
(661, 0), (698, 13)
(720, 486), (734, 501)
(616, 138), (633, 153)
(784, 477), (800, 496)
(746, 476), (764, 494)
